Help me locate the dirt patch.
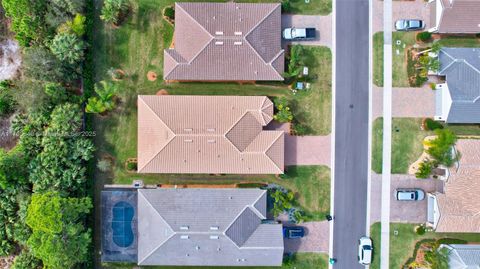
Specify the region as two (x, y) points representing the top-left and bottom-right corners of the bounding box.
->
(147, 71), (157, 81)
(0, 39), (21, 80)
(0, 255), (14, 268)
(156, 89), (168, 95)
(0, 114), (17, 150)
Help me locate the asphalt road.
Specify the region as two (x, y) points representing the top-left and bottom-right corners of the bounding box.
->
(332, 0), (370, 268)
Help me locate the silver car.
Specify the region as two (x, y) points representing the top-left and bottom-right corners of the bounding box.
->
(358, 237), (373, 265)
(395, 19), (425, 31)
(396, 189), (425, 201)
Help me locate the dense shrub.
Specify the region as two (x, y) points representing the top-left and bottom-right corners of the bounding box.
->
(57, 14), (86, 36)
(85, 81), (118, 113)
(415, 161), (433, 179)
(416, 31), (432, 42)
(100, 0), (130, 25)
(11, 250), (41, 269)
(273, 97), (293, 123)
(0, 91), (15, 116)
(415, 225), (426, 235)
(270, 189), (294, 217)
(26, 192), (92, 269)
(1, 0), (47, 46)
(22, 47), (65, 82)
(49, 33), (86, 65)
(163, 6), (175, 21)
(424, 118), (443, 131)
(126, 161), (137, 171)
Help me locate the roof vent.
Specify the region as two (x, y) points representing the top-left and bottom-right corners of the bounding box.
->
(217, 247), (221, 251)
(195, 246), (200, 250)
(184, 139), (193, 143)
(210, 235), (219, 239)
(234, 32), (242, 36)
(234, 41), (242, 46)
(207, 128), (215, 132)
(207, 139), (216, 143)
(215, 31), (224, 35)
(210, 226), (219, 230)
(184, 128), (193, 132)
(215, 41), (224, 46)
(180, 226), (189, 230)
(181, 235), (189, 239)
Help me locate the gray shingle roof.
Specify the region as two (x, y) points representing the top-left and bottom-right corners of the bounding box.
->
(137, 188), (283, 266)
(441, 244), (480, 269)
(164, 2), (284, 81)
(438, 48), (480, 123)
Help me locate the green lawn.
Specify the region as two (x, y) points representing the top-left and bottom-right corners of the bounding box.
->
(372, 118), (429, 174)
(373, 32), (416, 87)
(372, 118), (480, 173)
(103, 253), (329, 269)
(370, 223), (480, 269)
(238, 0), (331, 15)
(373, 32), (480, 87)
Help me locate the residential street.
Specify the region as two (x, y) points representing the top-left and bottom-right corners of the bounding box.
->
(332, 0), (370, 268)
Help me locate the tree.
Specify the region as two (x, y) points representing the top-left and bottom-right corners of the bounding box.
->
(57, 14), (86, 37)
(22, 47), (65, 82)
(28, 103), (95, 193)
(0, 147), (28, 190)
(26, 192), (92, 269)
(2, 0), (47, 46)
(101, 0), (130, 25)
(426, 129), (457, 167)
(49, 33), (86, 65)
(11, 250), (41, 269)
(0, 90), (15, 116)
(85, 81), (118, 113)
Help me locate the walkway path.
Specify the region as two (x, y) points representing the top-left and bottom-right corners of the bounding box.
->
(370, 173), (444, 223)
(372, 85), (436, 119)
(373, 0), (431, 33)
(284, 221), (330, 253)
(281, 14), (332, 48)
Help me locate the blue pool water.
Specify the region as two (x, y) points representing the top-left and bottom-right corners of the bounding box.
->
(112, 201), (134, 247)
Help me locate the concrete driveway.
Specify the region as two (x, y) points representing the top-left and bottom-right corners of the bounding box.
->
(281, 14), (332, 48)
(267, 122), (331, 166)
(373, 0), (431, 33)
(370, 173), (444, 223)
(372, 85), (436, 119)
(283, 221), (330, 253)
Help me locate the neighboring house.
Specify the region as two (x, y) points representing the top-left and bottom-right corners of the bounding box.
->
(438, 244), (480, 269)
(137, 95), (284, 174)
(427, 140), (480, 233)
(428, 0), (480, 33)
(137, 188), (284, 266)
(164, 2), (284, 81)
(434, 48), (480, 123)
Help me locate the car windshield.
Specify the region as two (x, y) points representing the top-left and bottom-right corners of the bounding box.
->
(409, 21), (420, 27)
(363, 245), (371, 250)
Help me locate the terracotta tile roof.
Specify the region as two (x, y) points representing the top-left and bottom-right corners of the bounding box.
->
(164, 3), (284, 81)
(435, 0), (480, 33)
(137, 95), (284, 174)
(435, 139), (480, 233)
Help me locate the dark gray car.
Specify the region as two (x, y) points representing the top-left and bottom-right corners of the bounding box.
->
(395, 20), (425, 31)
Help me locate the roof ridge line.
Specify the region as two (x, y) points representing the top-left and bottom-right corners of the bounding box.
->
(264, 132), (285, 173)
(137, 97), (176, 172)
(268, 49), (286, 80)
(137, 191), (176, 265)
(174, 3), (214, 65)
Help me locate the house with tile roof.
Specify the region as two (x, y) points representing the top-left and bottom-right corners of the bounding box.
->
(137, 95), (284, 174)
(433, 48), (480, 123)
(163, 2), (284, 81)
(137, 188), (284, 266)
(427, 140), (480, 233)
(438, 244), (480, 269)
(428, 0), (480, 34)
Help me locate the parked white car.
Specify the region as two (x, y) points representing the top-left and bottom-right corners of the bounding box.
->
(358, 237), (373, 265)
(396, 189), (425, 201)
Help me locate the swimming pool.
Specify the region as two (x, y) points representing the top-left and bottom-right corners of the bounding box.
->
(112, 201), (135, 248)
